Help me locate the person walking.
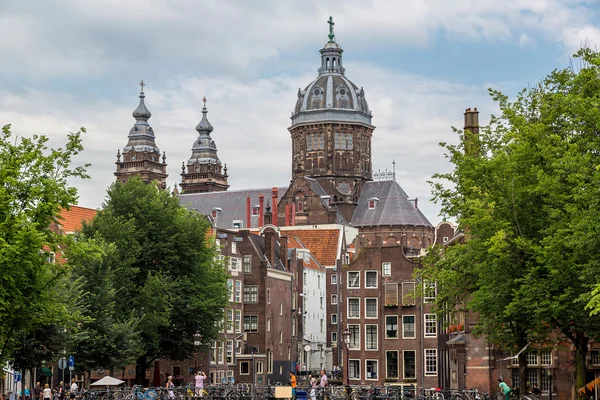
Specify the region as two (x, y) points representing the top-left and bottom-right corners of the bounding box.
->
(33, 383), (41, 400)
(194, 371), (206, 397)
(498, 378), (512, 400)
(289, 372), (297, 399)
(319, 370), (328, 387)
(42, 385), (51, 400)
(69, 379), (77, 399)
(309, 374), (317, 400)
(57, 382), (64, 400)
(166, 376), (174, 399)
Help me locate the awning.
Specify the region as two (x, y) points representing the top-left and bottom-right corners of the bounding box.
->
(40, 368), (52, 377)
(579, 377), (600, 395)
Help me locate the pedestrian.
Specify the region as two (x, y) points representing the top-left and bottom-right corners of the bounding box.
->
(166, 376), (174, 399)
(289, 372), (297, 399)
(532, 384), (541, 396)
(57, 382), (64, 400)
(69, 379), (77, 399)
(42, 385), (51, 400)
(319, 370), (328, 387)
(24, 387), (30, 400)
(498, 378), (512, 400)
(194, 371), (206, 397)
(34, 383), (41, 400)
(309, 374), (317, 400)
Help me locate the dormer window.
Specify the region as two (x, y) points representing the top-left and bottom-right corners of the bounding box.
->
(368, 197), (379, 210)
(211, 207), (222, 219)
(252, 206), (259, 216)
(232, 220), (243, 229)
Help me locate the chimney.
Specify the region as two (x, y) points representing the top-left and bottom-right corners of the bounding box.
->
(285, 204), (291, 226)
(246, 197), (251, 229)
(271, 187), (279, 226)
(463, 107), (480, 156)
(279, 234), (288, 271)
(258, 194), (265, 228)
(291, 203), (296, 226)
(264, 227), (277, 268)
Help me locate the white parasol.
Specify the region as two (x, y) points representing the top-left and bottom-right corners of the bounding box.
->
(90, 377), (125, 386)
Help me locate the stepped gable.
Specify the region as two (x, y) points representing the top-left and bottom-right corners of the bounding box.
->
(179, 187), (286, 229)
(281, 228), (340, 267)
(350, 180), (433, 227)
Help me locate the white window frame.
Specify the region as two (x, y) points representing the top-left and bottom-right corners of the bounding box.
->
(256, 361), (264, 375)
(424, 314), (437, 337)
(365, 324), (378, 351)
(235, 280), (242, 303)
(347, 271), (360, 288)
(424, 281), (437, 303)
(226, 309), (234, 333)
(365, 298), (378, 319)
(331, 313), (338, 324)
(231, 241), (237, 254)
(348, 359), (361, 380)
(386, 350), (399, 379)
(425, 349), (437, 376)
(402, 315), (416, 339)
(365, 359), (378, 381)
(403, 350), (417, 379)
(234, 310), (242, 333)
(347, 297), (360, 319)
(331, 274), (337, 285)
(331, 294), (338, 305)
(382, 262), (391, 277)
(402, 282), (416, 306)
(348, 324), (360, 350)
(365, 270), (378, 288)
(267, 318), (271, 332)
(331, 331), (337, 344)
(227, 279), (234, 302)
(385, 315), (398, 339)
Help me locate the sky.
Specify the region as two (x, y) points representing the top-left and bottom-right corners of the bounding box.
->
(1, 0), (600, 224)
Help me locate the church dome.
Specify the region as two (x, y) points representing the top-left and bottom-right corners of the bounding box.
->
(291, 17), (372, 127)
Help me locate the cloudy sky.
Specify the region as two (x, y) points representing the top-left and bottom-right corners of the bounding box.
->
(1, 0), (599, 224)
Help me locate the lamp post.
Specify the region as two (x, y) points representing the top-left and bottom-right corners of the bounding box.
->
(342, 329), (351, 387)
(193, 332), (202, 374)
(545, 365), (555, 400)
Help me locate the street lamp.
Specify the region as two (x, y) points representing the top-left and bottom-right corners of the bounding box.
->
(193, 332), (202, 374)
(545, 365), (555, 400)
(342, 329), (351, 387)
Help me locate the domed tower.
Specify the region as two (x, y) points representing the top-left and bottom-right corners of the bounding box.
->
(290, 17), (374, 219)
(180, 97), (229, 193)
(115, 81), (168, 188)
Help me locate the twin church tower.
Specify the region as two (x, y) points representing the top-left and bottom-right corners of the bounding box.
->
(115, 18), (376, 223)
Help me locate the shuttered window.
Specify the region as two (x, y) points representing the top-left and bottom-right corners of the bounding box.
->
(384, 283), (398, 306)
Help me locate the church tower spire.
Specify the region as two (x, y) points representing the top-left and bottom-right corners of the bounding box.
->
(115, 81), (168, 188)
(180, 97), (229, 193)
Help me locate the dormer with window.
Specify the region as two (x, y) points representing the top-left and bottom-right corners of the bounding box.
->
(211, 207), (222, 219)
(368, 197), (379, 210)
(252, 205), (259, 217)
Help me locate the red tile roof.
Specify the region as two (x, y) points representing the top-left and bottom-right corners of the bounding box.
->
(56, 205), (98, 234)
(282, 229), (340, 267)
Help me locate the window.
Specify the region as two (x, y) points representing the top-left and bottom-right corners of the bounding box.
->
(368, 200), (376, 209)
(243, 315), (258, 333)
(267, 351), (273, 374)
(279, 331), (283, 343)
(331, 314), (337, 324)
(240, 361), (250, 375)
(267, 318), (271, 331)
(365, 271), (377, 288)
(320, 319), (324, 332)
(47, 252), (56, 264)
(386, 316), (398, 339)
(540, 351), (552, 366)
(348, 324), (360, 349)
(366, 360), (378, 380)
(256, 361), (264, 374)
(590, 351), (599, 365)
(297, 200), (303, 212)
(320, 296), (324, 309)
(331, 274), (337, 285)
(348, 298), (360, 318)
(424, 281), (437, 303)
(425, 349), (437, 376)
(402, 282), (416, 306)
(234, 310), (241, 333)
(386, 351), (398, 378)
(331, 294), (338, 305)
(235, 281), (242, 303)
(334, 132), (353, 150)
(252, 207), (258, 216)
(280, 303), (283, 315)
(227, 279), (234, 302)
(348, 271), (360, 288)
(243, 286), (258, 303)
(231, 242), (237, 254)
(229, 257), (241, 272)
(382, 262), (391, 276)
(403, 351), (416, 379)
(365, 298), (377, 318)
(331, 331), (337, 344)
(243, 255), (252, 273)
(365, 325), (378, 350)
(317, 275), (321, 288)
(226, 309), (234, 333)
(403, 315), (415, 339)
(349, 360), (360, 380)
(226, 340), (233, 364)
(425, 314), (437, 337)
(307, 133), (324, 150)
(385, 283), (399, 307)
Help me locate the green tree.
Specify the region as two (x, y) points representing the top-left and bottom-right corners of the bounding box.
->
(0, 124), (88, 366)
(424, 49), (600, 396)
(82, 177), (227, 384)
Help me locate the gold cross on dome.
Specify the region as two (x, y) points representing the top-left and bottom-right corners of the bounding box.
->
(202, 96), (207, 107)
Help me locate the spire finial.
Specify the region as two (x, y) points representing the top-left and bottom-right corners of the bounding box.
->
(392, 159), (396, 181)
(202, 96), (207, 109)
(139, 80), (146, 94)
(327, 16), (335, 41)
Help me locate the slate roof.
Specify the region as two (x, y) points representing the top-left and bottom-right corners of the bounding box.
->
(281, 228), (341, 267)
(248, 233), (287, 271)
(350, 180), (433, 228)
(56, 205), (98, 234)
(179, 187), (286, 229)
(304, 177), (348, 224)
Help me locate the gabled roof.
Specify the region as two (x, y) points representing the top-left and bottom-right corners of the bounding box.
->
(247, 233), (287, 271)
(179, 187), (286, 229)
(304, 177), (348, 224)
(281, 228), (341, 267)
(351, 180), (432, 228)
(56, 205), (98, 234)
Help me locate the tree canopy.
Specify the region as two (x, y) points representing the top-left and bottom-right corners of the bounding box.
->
(422, 48), (600, 395)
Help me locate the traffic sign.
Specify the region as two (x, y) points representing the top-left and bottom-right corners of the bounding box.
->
(68, 356), (75, 367)
(58, 358), (67, 369)
(69, 366), (74, 371)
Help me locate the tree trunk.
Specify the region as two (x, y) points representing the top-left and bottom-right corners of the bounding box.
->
(135, 356), (147, 386)
(575, 333), (589, 400)
(518, 351), (528, 396)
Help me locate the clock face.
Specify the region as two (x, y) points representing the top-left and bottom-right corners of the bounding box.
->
(337, 181), (351, 195)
